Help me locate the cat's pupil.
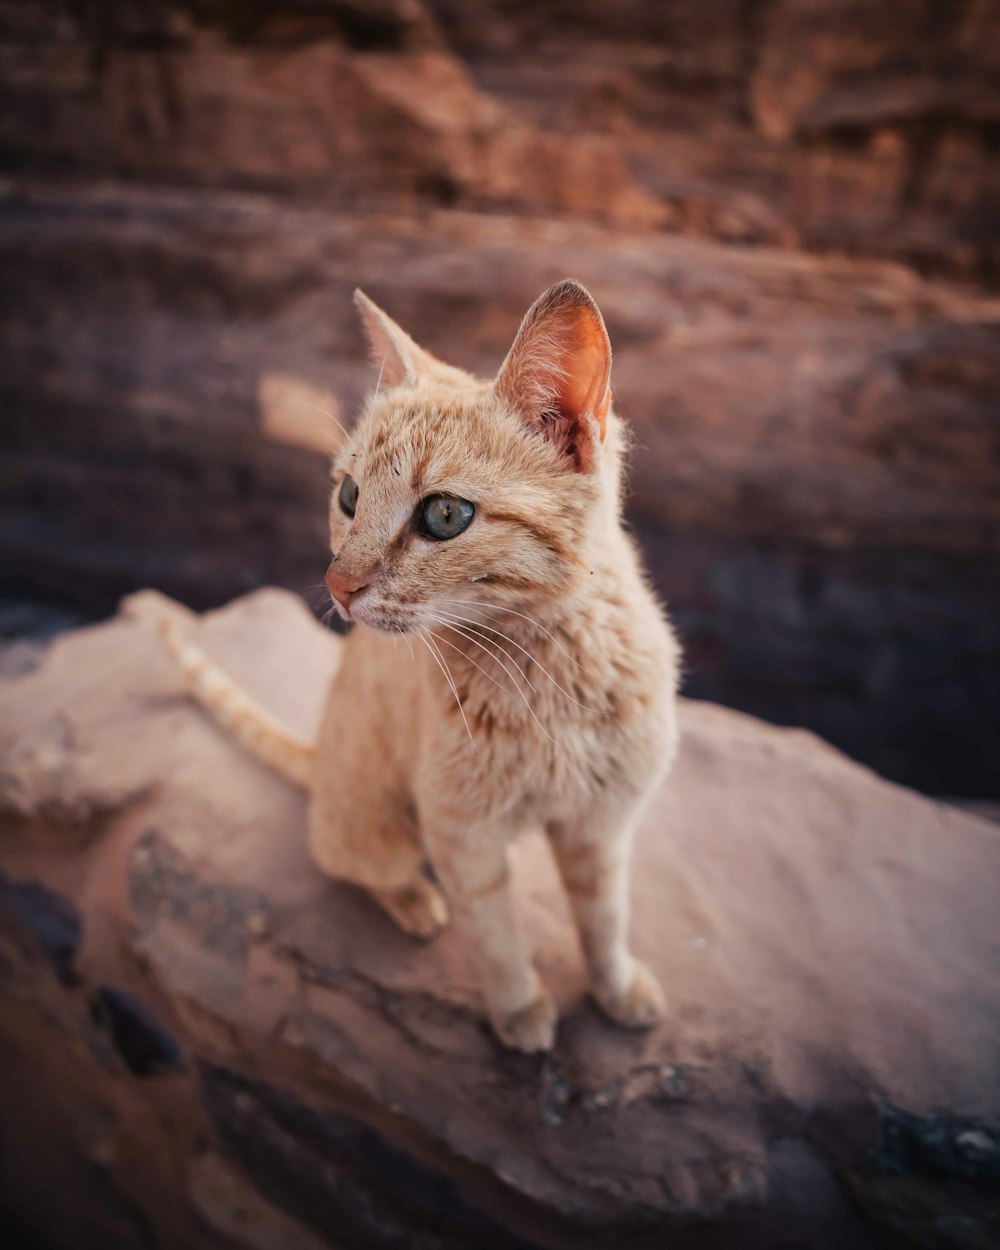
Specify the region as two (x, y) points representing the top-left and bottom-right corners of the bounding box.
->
(339, 474), (358, 518)
(421, 495), (475, 541)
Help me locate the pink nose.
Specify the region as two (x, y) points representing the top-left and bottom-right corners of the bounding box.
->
(325, 565), (369, 615)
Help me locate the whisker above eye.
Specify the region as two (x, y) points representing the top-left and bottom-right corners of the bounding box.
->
(370, 357), (387, 409)
(299, 400), (352, 445)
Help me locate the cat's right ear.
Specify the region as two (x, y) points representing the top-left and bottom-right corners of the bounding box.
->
(354, 289), (436, 389)
(493, 280), (612, 474)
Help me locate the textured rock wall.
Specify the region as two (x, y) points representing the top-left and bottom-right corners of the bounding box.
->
(3, 1), (998, 275)
(1, 0), (999, 795)
(431, 0), (1000, 281)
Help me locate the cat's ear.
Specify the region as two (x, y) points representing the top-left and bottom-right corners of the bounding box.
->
(493, 279), (612, 473)
(353, 289), (437, 388)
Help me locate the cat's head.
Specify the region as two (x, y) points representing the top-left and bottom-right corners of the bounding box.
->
(326, 280), (622, 633)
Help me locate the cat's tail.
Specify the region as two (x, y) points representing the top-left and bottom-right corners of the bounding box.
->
(157, 615), (314, 788)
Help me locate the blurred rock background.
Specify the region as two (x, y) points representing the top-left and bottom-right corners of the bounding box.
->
(2, 0), (998, 798)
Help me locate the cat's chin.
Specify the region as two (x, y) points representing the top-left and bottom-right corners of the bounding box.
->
(350, 604), (417, 635)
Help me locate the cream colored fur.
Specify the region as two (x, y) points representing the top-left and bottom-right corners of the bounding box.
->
(162, 281), (680, 1052)
(159, 616), (314, 787)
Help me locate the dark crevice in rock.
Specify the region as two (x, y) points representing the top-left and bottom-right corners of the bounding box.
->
(874, 1105), (1000, 1187)
(199, 1063), (542, 1250)
(129, 829), (270, 963)
(89, 985), (186, 1078)
(0, 876), (82, 985)
(286, 947), (478, 1060)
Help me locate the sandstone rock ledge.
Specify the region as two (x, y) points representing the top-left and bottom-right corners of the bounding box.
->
(0, 590), (998, 1250)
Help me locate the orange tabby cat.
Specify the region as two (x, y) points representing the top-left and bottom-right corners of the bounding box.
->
(159, 280), (681, 1052)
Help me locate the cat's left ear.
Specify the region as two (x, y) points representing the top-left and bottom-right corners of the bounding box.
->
(493, 279), (612, 473)
(354, 289), (437, 388)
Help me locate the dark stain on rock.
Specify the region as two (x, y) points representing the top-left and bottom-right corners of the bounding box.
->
(129, 829), (269, 963)
(200, 1063), (542, 1250)
(0, 874), (82, 985)
(873, 1105), (1000, 1187)
(90, 985), (185, 1078)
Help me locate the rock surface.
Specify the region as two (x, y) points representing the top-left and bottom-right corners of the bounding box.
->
(1, 589), (998, 1248)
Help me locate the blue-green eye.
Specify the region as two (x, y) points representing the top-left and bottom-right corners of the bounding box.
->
(339, 474), (358, 518)
(420, 495), (475, 541)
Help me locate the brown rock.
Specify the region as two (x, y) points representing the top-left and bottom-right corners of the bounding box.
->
(1, 589), (998, 1247)
(0, 3), (660, 227)
(431, 0), (1000, 280)
(4, 1), (998, 273)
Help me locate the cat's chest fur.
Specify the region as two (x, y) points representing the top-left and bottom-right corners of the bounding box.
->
(402, 574), (680, 828)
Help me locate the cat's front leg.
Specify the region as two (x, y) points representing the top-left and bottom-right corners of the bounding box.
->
(422, 822), (556, 1053)
(548, 802), (666, 1030)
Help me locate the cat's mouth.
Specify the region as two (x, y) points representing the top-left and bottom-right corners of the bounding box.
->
(326, 579), (413, 633)
(347, 597), (418, 634)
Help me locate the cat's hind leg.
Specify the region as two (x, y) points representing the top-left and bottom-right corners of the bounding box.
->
(307, 625), (450, 939)
(308, 779), (449, 941)
(370, 877), (449, 940)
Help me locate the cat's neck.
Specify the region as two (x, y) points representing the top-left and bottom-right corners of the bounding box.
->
(428, 524), (656, 704)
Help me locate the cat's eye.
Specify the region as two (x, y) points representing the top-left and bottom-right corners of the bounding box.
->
(338, 474), (358, 518)
(420, 495), (475, 541)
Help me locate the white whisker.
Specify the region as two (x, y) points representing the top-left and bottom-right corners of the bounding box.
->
(432, 608), (591, 712)
(427, 628), (508, 696)
(419, 612), (557, 745)
(369, 357), (386, 409)
(439, 596), (583, 671)
(430, 612), (537, 694)
(415, 629), (477, 754)
(300, 400), (352, 444)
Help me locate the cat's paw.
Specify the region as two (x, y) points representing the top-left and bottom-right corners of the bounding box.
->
(493, 989), (558, 1053)
(593, 960), (666, 1030)
(373, 878), (450, 940)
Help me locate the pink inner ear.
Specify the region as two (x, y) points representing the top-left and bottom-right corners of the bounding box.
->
(553, 310), (612, 444)
(495, 280), (614, 473)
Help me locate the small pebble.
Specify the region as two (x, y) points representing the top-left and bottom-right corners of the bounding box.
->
(955, 1129), (996, 1162)
(539, 1072), (571, 1126)
(660, 1064), (687, 1097)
